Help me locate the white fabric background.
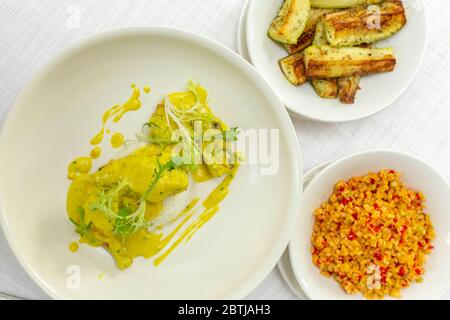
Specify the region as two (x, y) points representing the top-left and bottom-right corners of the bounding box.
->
(0, 0), (448, 300)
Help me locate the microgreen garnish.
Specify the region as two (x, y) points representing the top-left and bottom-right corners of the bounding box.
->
(88, 156), (193, 239)
(69, 207), (94, 242)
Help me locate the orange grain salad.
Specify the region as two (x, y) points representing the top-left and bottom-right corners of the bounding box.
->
(311, 169), (435, 299)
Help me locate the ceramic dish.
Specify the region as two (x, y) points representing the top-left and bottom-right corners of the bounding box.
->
(246, 0), (427, 122)
(289, 150), (450, 299)
(0, 27), (302, 299)
(278, 160), (333, 299)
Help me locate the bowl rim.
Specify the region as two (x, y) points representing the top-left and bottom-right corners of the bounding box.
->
(245, 0), (428, 123)
(0, 26), (303, 299)
(289, 148), (450, 300)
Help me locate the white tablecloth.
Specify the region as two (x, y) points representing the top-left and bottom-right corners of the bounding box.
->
(0, 0), (449, 300)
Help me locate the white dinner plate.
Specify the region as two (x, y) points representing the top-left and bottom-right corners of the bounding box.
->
(246, 0), (427, 122)
(0, 27), (302, 299)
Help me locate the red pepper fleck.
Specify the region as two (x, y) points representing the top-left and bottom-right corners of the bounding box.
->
(428, 245), (434, 250)
(352, 213), (358, 220)
(416, 193), (421, 200)
(337, 186), (345, 193)
(341, 198), (351, 205)
(372, 225), (381, 233)
(389, 170), (395, 174)
(347, 231), (357, 240)
(374, 203), (379, 210)
(393, 217), (398, 223)
(370, 178), (376, 184)
(400, 225), (408, 234)
(418, 242), (424, 249)
(415, 268), (421, 275)
(398, 267), (406, 276)
(374, 252), (383, 261)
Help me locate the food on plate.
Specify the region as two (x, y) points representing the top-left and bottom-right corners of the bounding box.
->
(284, 8), (335, 54)
(323, 1), (407, 47)
(338, 76), (361, 104)
(279, 52), (308, 85)
(310, 0), (383, 9)
(311, 170), (435, 299)
(303, 45), (396, 78)
(310, 18), (339, 98)
(311, 78), (338, 98)
(269, 0), (406, 104)
(66, 82), (240, 269)
(268, 0), (311, 44)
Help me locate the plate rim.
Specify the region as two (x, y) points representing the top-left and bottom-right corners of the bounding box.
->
(277, 159), (334, 299)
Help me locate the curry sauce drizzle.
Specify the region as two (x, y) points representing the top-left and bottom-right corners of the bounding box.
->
(154, 164), (239, 266)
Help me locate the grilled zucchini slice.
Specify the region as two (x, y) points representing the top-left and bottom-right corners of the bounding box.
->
(269, 0), (311, 44)
(312, 79), (339, 98)
(279, 52), (308, 85)
(338, 76), (361, 103)
(284, 8), (334, 54)
(323, 1), (407, 47)
(312, 18), (327, 46)
(311, 0), (383, 9)
(304, 45), (396, 78)
(311, 19), (338, 98)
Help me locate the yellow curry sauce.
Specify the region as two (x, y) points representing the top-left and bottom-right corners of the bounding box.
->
(66, 82), (240, 269)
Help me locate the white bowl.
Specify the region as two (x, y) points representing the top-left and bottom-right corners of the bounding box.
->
(289, 150), (450, 299)
(0, 27), (302, 299)
(246, 0), (427, 122)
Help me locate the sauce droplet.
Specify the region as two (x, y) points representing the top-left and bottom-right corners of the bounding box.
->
(111, 132), (124, 148)
(69, 242), (79, 252)
(68, 157), (92, 180)
(90, 87), (142, 145)
(90, 147), (102, 159)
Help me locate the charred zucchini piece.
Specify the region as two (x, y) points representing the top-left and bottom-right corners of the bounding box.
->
(338, 76), (361, 103)
(311, 0), (383, 9)
(323, 1), (407, 47)
(312, 18), (327, 46)
(311, 19), (339, 98)
(279, 52), (308, 85)
(284, 8), (334, 54)
(304, 45), (396, 78)
(268, 0), (311, 44)
(312, 79), (339, 98)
